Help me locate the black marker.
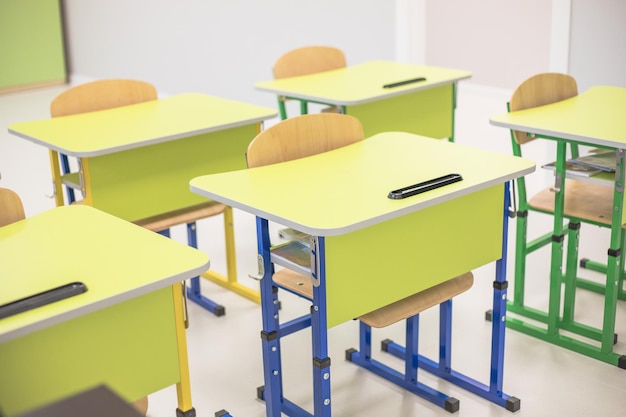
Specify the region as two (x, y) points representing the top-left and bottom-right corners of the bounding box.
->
(0, 282), (88, 319)
(388, 174), (463, 199)
(383, 77), (426, 89)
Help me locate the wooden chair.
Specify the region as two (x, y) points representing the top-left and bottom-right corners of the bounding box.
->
(49, 79), (228, 316)
(272, 46), (346, 120)
(507, 73), (625, 331)
(0, 187), (25, 227)
(247, 113), (474, 412)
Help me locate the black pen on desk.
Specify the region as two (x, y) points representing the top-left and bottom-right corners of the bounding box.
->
(383, 77), (427, 89)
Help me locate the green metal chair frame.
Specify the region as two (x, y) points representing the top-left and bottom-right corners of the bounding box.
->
(507, 73), (625, 348)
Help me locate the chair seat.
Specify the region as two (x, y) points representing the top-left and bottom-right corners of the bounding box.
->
(273, 269), (473, 328)
(273, 268), (313, 298)
(529, 180), (621, 226)
(360, 272), (473, 328)
(134, 201), (227, 232)
(64, 182), (226, 232)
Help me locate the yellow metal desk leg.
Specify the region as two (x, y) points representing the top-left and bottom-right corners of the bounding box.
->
(201, 121), (264, 304)
(48, 150), (64, 207)
(201, 206), (261, 303)
(78, 157), (93, 206)
(223, 206), (238, 284)
(172, 283), (194, 416)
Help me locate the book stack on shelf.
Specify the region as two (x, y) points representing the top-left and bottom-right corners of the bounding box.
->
(542, 150), (616, 178)
(271, 228), (313, 276)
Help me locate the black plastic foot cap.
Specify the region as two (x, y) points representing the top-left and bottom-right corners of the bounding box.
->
(506, 396), (521, 412)
(444, 397), (459, 413)
(345, 348), (357, 361)
(579, 258), (589, 268)
(381, 338), (393, 352)
(214, 305), (226, 317)
(256, 385), (265, 400)
(215, 410), (230, 417)
(176, 408), (196, 417)
(485, 310), (493, 322)
(618, 355), (626, 369)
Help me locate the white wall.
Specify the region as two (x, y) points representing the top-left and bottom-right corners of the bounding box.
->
(569, 0), (626, 91)
(422, 0), (553, 90)
(63, 1), (561, 95)
(62, 0), (396, 106)
(26, 0), (626, 100)
(415, 0), (626, 91)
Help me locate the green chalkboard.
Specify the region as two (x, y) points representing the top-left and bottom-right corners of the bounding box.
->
(0, 0), (67, 93)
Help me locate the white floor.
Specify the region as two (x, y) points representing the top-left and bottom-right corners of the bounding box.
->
(1, 84), (625, 417)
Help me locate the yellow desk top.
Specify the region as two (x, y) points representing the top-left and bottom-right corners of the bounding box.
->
(490, 86), (626, 148)
(8, 93), (277, 157)
(255, 61), (472, 106)
(0, 205), (210, 343)
(190, 132), (535, 236)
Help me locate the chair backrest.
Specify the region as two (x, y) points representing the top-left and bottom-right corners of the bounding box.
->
(273, 46), (346, 79)
(509, 73), (578, 145)
(0, 188), (25, 227)
(49, 79), (157, 204)
(246, 113), (364, 168)
(50, 79), (157, 117)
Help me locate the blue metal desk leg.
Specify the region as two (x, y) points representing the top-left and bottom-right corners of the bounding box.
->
(256, 217), (285, 417)
(255, 220), (329, 417)
(59, 153), (76, 204)
(256, 232), (332, 417)
(311, 236), (332, 417)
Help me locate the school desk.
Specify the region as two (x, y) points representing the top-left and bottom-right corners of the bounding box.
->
(255, 60), (471, 141)
(190, 132), (535, 416)
(8, 93), (277, 307)
(0, 205), (210, 417)
(490, 85), (626, 368)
